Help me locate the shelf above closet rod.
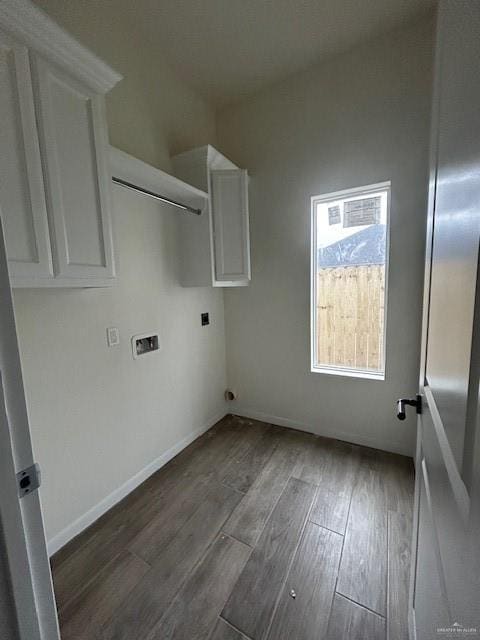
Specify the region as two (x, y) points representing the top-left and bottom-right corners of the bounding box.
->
(109, 146), (208, 216)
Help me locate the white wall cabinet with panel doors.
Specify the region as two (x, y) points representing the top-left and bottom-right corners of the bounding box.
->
(172, 145), (251, 287)
(0, 0), (121, 288)
(0, 30), (53, 282)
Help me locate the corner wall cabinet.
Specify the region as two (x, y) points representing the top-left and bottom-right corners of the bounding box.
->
(172, 145), (251, 287)
(0, 0), (121, 287)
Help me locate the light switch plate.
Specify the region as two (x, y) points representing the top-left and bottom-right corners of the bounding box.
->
(107, 327), (120, 347)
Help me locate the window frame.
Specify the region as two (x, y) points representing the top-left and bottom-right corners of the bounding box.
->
(310, 181), (391, 380)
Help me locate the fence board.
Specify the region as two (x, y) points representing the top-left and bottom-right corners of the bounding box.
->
(316, 265), (385, 373)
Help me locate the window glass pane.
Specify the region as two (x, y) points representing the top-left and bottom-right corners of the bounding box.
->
(312, 185), (389, 377)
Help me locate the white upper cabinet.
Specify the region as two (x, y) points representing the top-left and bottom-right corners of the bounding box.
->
(0, 0), (121, 287)
(31, 56), (115, 281)
(0, 31), (53, 281)
(172, 145), (251, 287)
(211, 169), (250, 282)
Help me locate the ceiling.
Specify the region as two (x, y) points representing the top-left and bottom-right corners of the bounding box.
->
(36, 0), (436, 109)
(133, 0), (436, 108)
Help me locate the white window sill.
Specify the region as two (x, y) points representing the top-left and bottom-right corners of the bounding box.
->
(310, 365), (385, 381)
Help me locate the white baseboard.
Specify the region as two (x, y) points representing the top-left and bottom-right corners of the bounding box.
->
(47, 406), (228, 556)
(231, 405), (412, 457)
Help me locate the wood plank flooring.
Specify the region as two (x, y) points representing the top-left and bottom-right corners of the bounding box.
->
(51, 414), (414, 640)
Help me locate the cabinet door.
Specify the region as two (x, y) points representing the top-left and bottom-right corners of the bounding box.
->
(0, 32), (53, 281)
(211, 169), (250, 283)
(31, 55), (115, 280)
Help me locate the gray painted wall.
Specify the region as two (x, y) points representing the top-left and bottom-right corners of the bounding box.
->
(13, 1), (227, 547)
(217, 16), (435, 455)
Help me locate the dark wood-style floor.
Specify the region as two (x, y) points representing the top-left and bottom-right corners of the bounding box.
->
(51, 415), (414, 640)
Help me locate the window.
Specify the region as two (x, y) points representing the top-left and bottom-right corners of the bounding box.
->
(310, 182), (390, 379)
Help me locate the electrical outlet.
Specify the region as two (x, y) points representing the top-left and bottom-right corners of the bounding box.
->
(201, 312), (210, 326)
(106, 327), (120, 347)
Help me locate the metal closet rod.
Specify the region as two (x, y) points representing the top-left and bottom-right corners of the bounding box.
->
(112, 176), (202, 216)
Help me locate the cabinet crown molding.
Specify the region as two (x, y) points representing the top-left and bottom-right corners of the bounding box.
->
(0, 0), (122, 92)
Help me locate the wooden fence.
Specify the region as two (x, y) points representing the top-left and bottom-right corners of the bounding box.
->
(315, 264), (385, 372)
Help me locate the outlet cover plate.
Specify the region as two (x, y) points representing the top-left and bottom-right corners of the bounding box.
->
(107, 327), (120, 347)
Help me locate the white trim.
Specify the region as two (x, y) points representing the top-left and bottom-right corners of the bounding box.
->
(310, 181), (392, 204)
(11, 276), (116, 288)
(0, 374), (45, 640)
(212, 280), (250, 288)
(231, 406), (412, 456)
(0, 0), (122, 93)
(310, 181), (391, 380)
(310, 365), (385, 380)
(0, 216), (60, 638)
(47, 406), (228, 556)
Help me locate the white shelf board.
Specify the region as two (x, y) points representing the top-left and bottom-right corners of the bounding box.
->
(109, 146), (209, 214)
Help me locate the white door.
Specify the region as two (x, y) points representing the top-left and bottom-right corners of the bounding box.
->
(409, 2), (480, 638)
(211, 169), (251, 283)
(0, 213), (60, 638)
(0, 29), (53, 282)
(31, 54), (115, 281)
